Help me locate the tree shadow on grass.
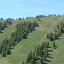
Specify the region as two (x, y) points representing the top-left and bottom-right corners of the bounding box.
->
(48, 49), (53, 52)
(48, 53), (52, 56)
(44, 62), (48, 64)
(54, 46), (58, 49)
(7, 51), (11, 55)
(46, 59), (52, 62)
(0, 31), (3, 33)
(48, 46), (52, 48)
(23, 36), (28, 39)
(10, 47), (14, 49)
(44, 60), (52, 64)
(48, 55), (53, 59)
(56, 37), (60, 40)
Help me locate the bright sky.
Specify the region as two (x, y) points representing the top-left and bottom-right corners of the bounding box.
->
(0, 0), (64, 18)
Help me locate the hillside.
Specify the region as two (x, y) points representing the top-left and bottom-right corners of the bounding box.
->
(0, 16), (64, 64)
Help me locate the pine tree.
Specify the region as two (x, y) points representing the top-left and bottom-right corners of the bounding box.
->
(46, 47), (49, 57)
(7, 40), (11, 55)
(49, 32), (55, 41)
(47, 42), (49, 48)
(10, 32), (16, 46)
(2, 40), (7, 57)
(44, 52), (47, 61)
(0, 22), (2, 32)
(0, 44), (2, 54)
(40, 56), (44, 64)
(31, 52), (36, 64)
(26, 53), (31, 63)
(4, 22), (7, 28)
(53, 41), (56, 49)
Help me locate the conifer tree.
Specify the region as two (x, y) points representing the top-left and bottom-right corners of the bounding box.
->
(0, 44), (2, 54)
(53, 41), (56, 49)
(2, 38), (8, 57)
(40, 56), (44, 64)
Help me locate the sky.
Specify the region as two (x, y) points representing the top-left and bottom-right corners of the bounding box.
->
(0, 0), (64, 19)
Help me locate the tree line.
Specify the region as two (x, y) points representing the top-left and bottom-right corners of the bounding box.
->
(47, 21), (64, 41)
(0, 20), (12, 33)
(0, 21), (38, 57)
(22, 41), (56, 64)
(22, 41), (49, 64)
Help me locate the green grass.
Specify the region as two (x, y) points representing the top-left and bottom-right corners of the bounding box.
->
(0, 16), (64, 64)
